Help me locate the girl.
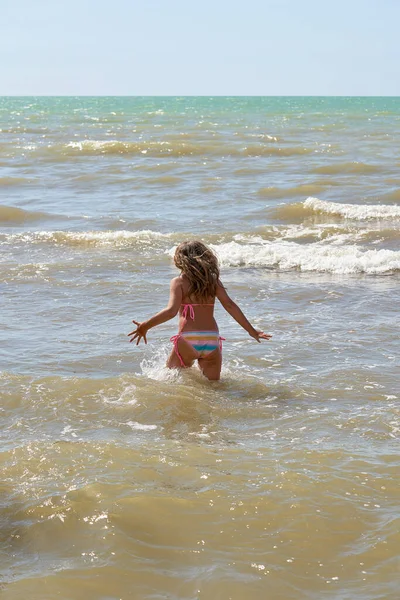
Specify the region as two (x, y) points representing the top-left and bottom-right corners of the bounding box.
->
(128, 240), (271, 381)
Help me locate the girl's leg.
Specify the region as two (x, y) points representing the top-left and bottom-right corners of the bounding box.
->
(198, 348), (222, 381)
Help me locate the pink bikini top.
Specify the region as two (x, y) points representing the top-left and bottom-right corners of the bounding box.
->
(180, 303), (214, 321)
(179, 303), (214, 330)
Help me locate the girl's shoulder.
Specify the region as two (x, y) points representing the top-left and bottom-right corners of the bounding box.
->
(171, 275), (183, 287)
(170, 275), (187, 295)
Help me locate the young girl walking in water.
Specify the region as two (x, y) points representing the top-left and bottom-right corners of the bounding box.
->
(128, 241), (271, 380)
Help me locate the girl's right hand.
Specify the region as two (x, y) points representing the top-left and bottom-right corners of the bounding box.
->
(249, 328), (272, 343)
(128, 320), (148, 345)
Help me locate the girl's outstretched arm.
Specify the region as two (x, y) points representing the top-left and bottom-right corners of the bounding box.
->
(128, 278), (182, 345)
(216, 280), (272, 342)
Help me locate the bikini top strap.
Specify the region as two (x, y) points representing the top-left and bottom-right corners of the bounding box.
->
(181, 303), (215, 308)
(180, 303), (215, 324)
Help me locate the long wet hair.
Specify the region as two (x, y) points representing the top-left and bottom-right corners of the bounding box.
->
(174, 240), (220, 300)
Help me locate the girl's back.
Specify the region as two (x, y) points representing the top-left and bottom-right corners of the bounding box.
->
(178, 274), (218, 333)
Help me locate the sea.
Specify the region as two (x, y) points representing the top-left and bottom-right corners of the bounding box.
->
(1, 97), (399, 599)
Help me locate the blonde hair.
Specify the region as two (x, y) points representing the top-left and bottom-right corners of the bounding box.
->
(174, 240), (220, 300)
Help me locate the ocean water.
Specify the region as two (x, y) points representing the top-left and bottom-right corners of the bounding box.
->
(1, 97), (399, 599)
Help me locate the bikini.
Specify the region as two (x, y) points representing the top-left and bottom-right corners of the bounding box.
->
(170, 303), (225, 368)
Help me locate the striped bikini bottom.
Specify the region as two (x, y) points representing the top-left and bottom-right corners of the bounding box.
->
(170, 331), (225, 367)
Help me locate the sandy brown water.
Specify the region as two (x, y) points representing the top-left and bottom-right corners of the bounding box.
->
(1, 97), (400, 599)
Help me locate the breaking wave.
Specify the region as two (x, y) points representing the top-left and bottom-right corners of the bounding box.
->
(273, 198), (400, 222)
(3, 229), (172, 248)
(211, 240), (400, 274)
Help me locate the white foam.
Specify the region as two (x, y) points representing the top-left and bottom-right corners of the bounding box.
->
(67, 140), (113, 151)
(61, 424), (78, 437)
(100, 384), (138, 406)
(305, 197), (400, 220)
(140, 346), (180, 382)
(211, 240), (400, 274)
(6, 229), (170, 246)
(126, 421), (157, 431)
(62, 229), (170, 243)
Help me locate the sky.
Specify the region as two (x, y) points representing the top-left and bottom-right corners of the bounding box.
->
(1, 0), (399, 95)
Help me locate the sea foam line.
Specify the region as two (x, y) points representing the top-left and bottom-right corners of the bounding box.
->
(304, 197), (400, 220)
(210, 240), (400, 274)
(3, 229), (171, 247)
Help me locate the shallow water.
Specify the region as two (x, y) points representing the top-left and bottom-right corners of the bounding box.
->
(1, 97), (399, 599)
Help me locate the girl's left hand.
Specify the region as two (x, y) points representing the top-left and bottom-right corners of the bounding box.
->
(128, 320), (148, 345)
(249, 328), (272, 343)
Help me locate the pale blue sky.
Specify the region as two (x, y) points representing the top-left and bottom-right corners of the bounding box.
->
(2, 0), (399, 95)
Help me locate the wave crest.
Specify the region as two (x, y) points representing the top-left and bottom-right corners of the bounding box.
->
(14, 139), (320, 160)
(0, 204), (51, 224)
(312, 162), (381, 175)
(4, 229), (171, 248)
(304, 197), (400, 220)
(211, 240), (400, 274)
(258, 184), (326, 199)
(64, 140), (207, 157)
(0, 177), (29, 187)
(273, 198), (400, 222)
